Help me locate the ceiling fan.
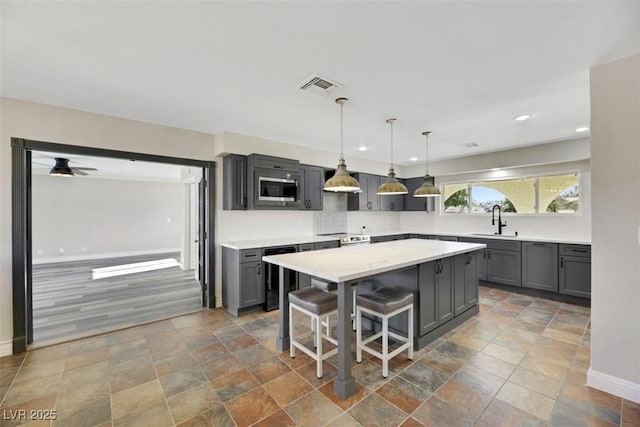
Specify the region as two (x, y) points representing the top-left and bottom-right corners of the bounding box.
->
(33, 157), (98, 177)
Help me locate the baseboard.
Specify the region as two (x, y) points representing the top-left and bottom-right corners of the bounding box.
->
(33, 248), (181, 265)
(0, 339), (13, 357)
(587, 368), (640, 403)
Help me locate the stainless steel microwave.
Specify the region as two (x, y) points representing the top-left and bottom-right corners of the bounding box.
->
(253, 168), (301, 208)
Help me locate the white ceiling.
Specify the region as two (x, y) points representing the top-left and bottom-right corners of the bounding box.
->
(2, 2), (639, 165)
(31, 151), (186, 182)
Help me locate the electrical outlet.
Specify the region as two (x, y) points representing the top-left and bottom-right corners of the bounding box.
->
(58, 248), (64, 255)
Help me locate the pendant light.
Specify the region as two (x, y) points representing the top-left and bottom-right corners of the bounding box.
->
(49, 158), (74, 177)
(377, 118), (408, 195)
(413, 131), (440, 197)
(324, 97), (361, 192)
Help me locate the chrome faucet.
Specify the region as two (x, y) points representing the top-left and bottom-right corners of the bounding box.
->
(491, 204), (507, 235)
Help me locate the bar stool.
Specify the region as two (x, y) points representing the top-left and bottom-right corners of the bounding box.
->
(289, 287), (339, 378)
(312, 279), (358, 330)
(356, 287), (414, 378)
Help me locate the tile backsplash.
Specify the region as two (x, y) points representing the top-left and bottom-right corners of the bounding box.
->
(313, 192), (347, 234)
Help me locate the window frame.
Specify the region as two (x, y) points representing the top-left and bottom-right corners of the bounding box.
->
(439, 170), (582, 216)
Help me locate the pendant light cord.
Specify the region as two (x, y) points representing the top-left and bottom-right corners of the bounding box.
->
(339, 101), (345, 160)
(390, 120), (394, 170)
(424, 131), (431, 175)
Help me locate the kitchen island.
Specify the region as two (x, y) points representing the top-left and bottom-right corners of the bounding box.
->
(262, 238), (485, 399)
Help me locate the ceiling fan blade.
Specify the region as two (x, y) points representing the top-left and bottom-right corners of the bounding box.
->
(71, 169), (89, 176)
(71, 167), (98, 171)
(32, 161), (52, 167)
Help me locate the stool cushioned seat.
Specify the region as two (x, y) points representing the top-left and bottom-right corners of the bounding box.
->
(356, 287), (414, 315)
(311, 278), (338, 292)
(289, 287), (337, 315)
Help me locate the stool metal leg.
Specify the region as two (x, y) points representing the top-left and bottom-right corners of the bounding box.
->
(316, 313), (323, 378)
(408, 305), (414, 360)
(290, 304), (295, 358)
(382, 315), (389, 378)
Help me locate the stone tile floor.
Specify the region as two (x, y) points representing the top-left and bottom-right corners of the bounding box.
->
(1, 286), (638, 426)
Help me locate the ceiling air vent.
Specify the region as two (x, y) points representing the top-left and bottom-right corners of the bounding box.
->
(298, 74), (343, 95)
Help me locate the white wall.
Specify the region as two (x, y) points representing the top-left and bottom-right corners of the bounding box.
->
(31, 174), (183, 263)
(0, 97), (214, 352)
(588, 53), (640, 402)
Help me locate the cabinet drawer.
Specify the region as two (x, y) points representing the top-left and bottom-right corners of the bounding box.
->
(315, 241), (339, 250)
(240, 248), (263, 262)
(298, 243), (314, 252)
(559, 244), (591, 258)
(486, 239), (521, 251)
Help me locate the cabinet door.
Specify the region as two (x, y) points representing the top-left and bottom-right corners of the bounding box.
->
(487, 249), (521, 286)
(559, 255), (591, 298)
(453, 254), (468, 316)
(239, 261), (264, 307)
(367, 174), (380, 210)
(419, 261), (437, 335)
(464, 252), (478, 307)
(223, 154), (247, 210)
(300, 165), (324, 210)
(436, 258), (454, 324)
(478, 250), (488, 281)
(522, 242), (558, 291)
(379, 176), (404, 211)
(404, 178), (428, 211)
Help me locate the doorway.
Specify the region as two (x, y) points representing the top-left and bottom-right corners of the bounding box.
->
(11, 138), (215, 351)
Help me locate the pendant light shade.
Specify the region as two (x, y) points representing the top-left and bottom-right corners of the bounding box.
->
(324, 97), (361, 192)
(50, 157), (74, 177)
(414, 131), (440, 197)
(377, 118), (408, 195)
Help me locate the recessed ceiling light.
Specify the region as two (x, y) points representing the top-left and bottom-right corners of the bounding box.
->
(514, 114), (532, 121)
(409, 157), (418, 161)
(358, 146), (367, 151)
(575, 126), (589, 133)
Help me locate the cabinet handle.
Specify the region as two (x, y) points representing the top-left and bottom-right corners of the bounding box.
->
(391, 202), (395, 210)
(532, 242), (546, 246)
(483, 251), (486, 259)
(243, 196), (247, 208)
(560, 257), (564, 268)
(257, 264), (261, 275)
(572, 249), (588, 253)
(488, 251), (491, 260)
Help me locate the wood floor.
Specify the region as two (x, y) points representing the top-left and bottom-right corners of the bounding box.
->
(32, 253), (203, 344)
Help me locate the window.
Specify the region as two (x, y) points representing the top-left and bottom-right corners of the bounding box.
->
(442, 173), (580, 214)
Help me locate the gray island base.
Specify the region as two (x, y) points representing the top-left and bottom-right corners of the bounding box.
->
(263, 239), (485, 399)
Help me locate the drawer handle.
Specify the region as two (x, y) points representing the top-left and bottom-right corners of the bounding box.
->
(572, 249), (588, 253)
(532, 243), (546, 246)
(245, 254), (257, 257)
(560, 257), (564, 268)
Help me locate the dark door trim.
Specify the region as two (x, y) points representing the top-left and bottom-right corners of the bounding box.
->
(11, 137), (216, 353)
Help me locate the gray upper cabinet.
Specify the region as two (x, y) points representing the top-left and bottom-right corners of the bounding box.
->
(379, 176), (404, 211)
(223, 154), (248, 210)
(348, 173), (380, 210)
(522, 241), (558, 292)
(299, 165), (324, 210)
(403, 177), (436, 212)
(559, 244), (591, 298)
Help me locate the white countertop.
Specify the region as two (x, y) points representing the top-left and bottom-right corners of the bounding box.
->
(220, 235), (340, 250)
(262, 239), (486, 283)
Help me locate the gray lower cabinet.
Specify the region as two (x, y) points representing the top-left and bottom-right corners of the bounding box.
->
(371, 234), (408, 243)
(223, 154), (248, 210)
(454, 252), (478, 316)
(314, 241), (340, 250)
(428, 235), (458, 242)
(404, 177), (436, 212)
(436, 258), (454, 324)
(299, 165), (324, 210)
(522, 241), (558, 291)
(559, 244), (591, 298)
(459, 238), (522, 286)
(222, 247), (264, 316)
